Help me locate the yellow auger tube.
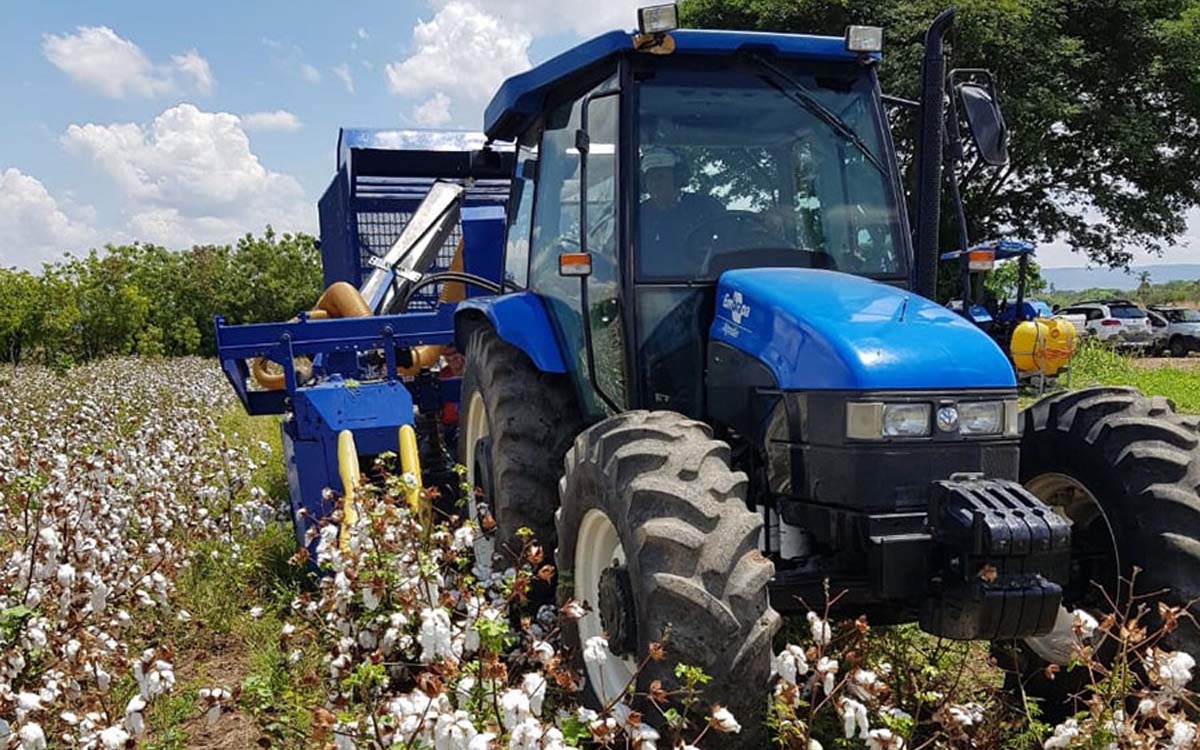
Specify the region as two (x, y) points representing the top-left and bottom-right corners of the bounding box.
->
(337, 430), (361, 552)
(398, 425), (429, 526)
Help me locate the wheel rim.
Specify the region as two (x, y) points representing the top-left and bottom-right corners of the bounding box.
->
(576, 508), (638, 702)
(463, 391), (495, 566)
(1023, 472), (1121, 664)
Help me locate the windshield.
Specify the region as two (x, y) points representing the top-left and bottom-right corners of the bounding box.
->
(636, 59), (904, 281)
(1165, 309), (1200, 323)
(1110, 305), (1147, 319)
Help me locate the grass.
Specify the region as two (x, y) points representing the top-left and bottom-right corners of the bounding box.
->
(142, 405), (322, 749)
(1071, 342), (1200, 412)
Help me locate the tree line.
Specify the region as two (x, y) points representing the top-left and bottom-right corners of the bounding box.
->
(0, 230), (324, 367)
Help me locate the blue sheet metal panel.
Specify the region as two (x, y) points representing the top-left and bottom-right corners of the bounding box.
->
(484, 29), (877, 139)
(456, 292), (567, 373)
(709, 268), (1016, 390)
(461, 206), (507, 296)
(318, 168), (358, 286)
(293, 379), (415, 440)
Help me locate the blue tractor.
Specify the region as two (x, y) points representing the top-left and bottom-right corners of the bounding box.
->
(218, 6), (1200, 740)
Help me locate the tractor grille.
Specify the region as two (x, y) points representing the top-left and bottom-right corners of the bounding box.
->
(355, 210), (464, 311)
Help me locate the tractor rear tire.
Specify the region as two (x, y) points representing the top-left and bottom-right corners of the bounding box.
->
(459, 325), (583, 561)
(1011, 386), (1200, 709)
(556, 411), (779, 748)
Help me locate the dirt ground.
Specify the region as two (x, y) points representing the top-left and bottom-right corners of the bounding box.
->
(1133, 355), (1200, 369)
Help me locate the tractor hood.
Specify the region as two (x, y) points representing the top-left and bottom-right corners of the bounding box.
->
(709, 268), (1016, 390)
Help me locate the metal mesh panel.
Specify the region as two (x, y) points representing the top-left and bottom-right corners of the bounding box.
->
(354, 210), (463, 311)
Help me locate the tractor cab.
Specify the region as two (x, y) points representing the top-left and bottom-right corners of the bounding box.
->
(481, 22), (912, 419)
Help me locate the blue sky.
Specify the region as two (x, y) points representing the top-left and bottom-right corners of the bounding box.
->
(0, 1), (1195, 270)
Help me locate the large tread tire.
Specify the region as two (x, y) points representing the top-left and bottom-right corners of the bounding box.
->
(1013, 386), (1200, 704)
(459, 326), (583, 558)
(556, 411), (780, 749)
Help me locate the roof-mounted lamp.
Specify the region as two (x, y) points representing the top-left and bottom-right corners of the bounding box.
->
(845, 25), (884, 54)
(638, 3), (679, 35)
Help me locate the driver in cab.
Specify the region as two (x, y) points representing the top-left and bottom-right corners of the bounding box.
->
(639, 146), (724, 275)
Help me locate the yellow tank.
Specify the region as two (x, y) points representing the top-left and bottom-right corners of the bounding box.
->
(1010, 317), (1078, 376)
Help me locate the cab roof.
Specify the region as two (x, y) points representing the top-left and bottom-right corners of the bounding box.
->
(483, 28), (876, 141)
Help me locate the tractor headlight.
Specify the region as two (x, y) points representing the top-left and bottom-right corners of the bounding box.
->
(846, 402), (931, 439)
(883, 403), (932, 437)
(958, 400), (1019, 436)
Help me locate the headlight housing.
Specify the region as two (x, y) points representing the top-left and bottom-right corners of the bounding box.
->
(959, 400), (1005, 435)
(882, 403), (932, 437)
(846, 399), (1017, 439)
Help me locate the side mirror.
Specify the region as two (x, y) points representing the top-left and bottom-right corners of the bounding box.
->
(950, 70), (1009, 167)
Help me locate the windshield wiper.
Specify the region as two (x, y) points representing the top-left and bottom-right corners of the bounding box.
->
(741, 53), (888, 176)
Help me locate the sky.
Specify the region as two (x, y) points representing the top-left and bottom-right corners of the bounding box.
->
(0, 1), (1196, 271)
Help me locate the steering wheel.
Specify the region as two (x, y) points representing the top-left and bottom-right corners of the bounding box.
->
(683, 212), (781, 275)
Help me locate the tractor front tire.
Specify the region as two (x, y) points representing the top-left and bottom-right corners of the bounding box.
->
(1013, 387), (1200, 706)
(459, 326), (582, 560)
(556, 411), (779, 748)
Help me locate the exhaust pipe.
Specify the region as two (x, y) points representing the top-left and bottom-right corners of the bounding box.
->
(912, 8), (955, 300)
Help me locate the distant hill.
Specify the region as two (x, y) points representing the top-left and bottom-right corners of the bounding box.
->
(1042, 263), (1200, 291)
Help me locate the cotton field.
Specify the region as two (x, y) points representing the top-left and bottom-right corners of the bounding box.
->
(3, 360), (1200, 750)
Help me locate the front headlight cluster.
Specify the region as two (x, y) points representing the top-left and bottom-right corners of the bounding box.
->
(847, 399), (1017, 440)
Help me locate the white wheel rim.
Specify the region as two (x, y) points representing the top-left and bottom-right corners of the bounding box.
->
(463, 391), (494, 566)
(1023, 472), (1119, 665)
(576, 508), (637, 702)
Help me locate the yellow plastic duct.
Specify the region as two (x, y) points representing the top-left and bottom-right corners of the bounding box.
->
(398, 424), (429, 526)
(251, 283), (372, 390)
(337, 430), (361, 552)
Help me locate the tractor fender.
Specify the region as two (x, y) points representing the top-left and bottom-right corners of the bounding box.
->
(455, 291), (567, 373)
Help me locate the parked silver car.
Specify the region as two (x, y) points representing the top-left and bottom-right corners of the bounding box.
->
(1149, 306), (1200, 357)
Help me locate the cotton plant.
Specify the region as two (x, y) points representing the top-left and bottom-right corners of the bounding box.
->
(0, 360), (284, 747)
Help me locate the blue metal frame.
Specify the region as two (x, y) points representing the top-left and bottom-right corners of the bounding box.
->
(485, 29), (880, 140)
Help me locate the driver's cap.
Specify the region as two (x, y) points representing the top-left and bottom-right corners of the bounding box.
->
(641, 146), (681, 173)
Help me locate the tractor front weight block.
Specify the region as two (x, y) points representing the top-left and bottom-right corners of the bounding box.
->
(921, 476), (1071, 640)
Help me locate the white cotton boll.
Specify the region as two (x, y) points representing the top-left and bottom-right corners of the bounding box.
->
(817, 656), (839, 696)
(866, 728), (905, 750)
(711, 706), (741, 734)
(582, 636), (610, 667)
(124, 695), (146, 738)
(530, 639), (555, 665)
(419, 609), (458, 664)
(452, 525), (477, 552)
(520, 673), (545, 717)
(434, 710), (477, 750)
(1138, 697), (1157, 716)
(468, 732), (495, 750)
(56, 563), (76, 590)
(807, 611), (832, 646)
(99, 725), (129, 749)
(1044, 719), (1081, 750)
(1169, 719), (1197, 750)
(499, 689), (530, 730)
(175, 610), (191, 622)
(1071, 609), (1098, 641)
(774, 644), (809, 685)
(90, 581), (109, 615)
(362, 586), (381, 612)
(17, 692), (43, 720)
(840, 698), (869, 740)
(65, 639), (81, 661)
(508, 717), (541, 750)
(18, 722), (47, 750)
(808, 741), (823, 750)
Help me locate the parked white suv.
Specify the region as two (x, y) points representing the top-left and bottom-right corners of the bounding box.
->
(1056, 300), (1154, 350)
(1149, 306), (1200, 357)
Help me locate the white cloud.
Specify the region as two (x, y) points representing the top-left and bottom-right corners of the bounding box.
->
(242, 110), (303, 132)
(62, 104), (312, 247)
(171, 50), (214, 95)
(300, 63), (322, 84)
(0, 169), (96, 268)
(430, 0), (645, 36)
(413, 93), (452, 127)
(333, 63), (355, 94)
(357, 27), (370, 40)
(42, 26), (213, 99)
(386, 1), (531, 122)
